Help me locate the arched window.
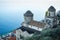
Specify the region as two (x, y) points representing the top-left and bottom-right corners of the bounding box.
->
(59, 21), (60, 25)
(46, 19), (51, 25)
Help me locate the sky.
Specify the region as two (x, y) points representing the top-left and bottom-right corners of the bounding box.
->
(0, 0), (60, 35)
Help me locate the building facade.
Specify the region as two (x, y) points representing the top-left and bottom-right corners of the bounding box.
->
(22, 6), (60, 31)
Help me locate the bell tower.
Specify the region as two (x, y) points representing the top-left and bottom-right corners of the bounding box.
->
(24, 10), (33, 24)
(45, 6), (57, 27)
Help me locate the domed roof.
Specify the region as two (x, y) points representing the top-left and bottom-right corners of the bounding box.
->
(48, 6), (56, 12)
(24, 10), (33, 17)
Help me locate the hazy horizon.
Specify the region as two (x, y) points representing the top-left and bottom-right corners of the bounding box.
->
(0, 0), (60, 35)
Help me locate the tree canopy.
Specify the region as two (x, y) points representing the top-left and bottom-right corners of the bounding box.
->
(25, 27), (60, 40)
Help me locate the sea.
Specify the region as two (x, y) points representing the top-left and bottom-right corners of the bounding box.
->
(0, 10), (45, 36)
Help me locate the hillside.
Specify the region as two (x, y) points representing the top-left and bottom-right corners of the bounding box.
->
(24, 26), (60, 40)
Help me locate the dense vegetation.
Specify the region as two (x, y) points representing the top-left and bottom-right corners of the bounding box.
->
(25, 27), (60, 40)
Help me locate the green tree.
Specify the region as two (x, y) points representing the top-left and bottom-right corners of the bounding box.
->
(25, 27), (60, 40)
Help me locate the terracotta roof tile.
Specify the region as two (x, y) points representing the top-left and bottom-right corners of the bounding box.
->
(29, 20), (46, 28)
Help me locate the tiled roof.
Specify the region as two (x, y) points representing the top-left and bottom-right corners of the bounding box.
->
(48, 6), (56, 12)
(24, 10), (33, 17)
(29, 20), (46, 28)
(7, 37), (16, 40)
